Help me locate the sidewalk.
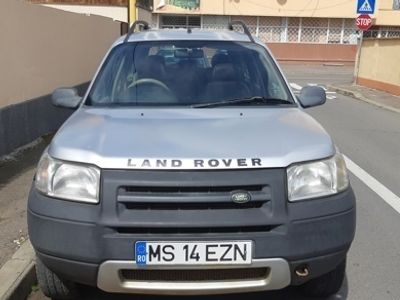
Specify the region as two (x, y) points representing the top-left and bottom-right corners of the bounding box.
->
(329, 83), (400, 114)
(0, 137), (49, 269)
(0, 138), (50, 300)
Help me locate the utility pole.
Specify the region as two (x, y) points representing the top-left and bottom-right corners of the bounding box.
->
(128, 0), (137, 24)
(354, 32), (364, 84)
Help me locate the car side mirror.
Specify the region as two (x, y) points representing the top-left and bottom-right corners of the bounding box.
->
(51, 88), (82, 109)
(297, 86), (326, 108)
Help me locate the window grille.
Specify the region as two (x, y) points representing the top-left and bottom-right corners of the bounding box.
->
(364, 26), (400, 39)
(203, 15), (231, 30)
(161, 15), (201, 29)
(156, 15), (362, 45)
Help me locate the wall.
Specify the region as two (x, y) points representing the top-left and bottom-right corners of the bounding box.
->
(138, 7), (154, 24)
(268, 43), (358, 64)
(154, 0), (357, 18)
(29, 0), (126, 4)
(41, 4), (128, 21)
(31, 4), (156, 24)
(375, 0), (400, 26)
(356, 38), (400, 95)
(0, 0), (120, 156)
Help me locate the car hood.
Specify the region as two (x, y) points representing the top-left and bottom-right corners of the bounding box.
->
(49, 107), (335, 169)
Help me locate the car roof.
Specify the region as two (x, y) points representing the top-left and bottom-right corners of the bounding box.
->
(113, 28), (264, 47)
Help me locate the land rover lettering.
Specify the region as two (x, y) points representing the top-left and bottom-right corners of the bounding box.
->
(126, 158), (264, 169)
(194, 160), (204, 167)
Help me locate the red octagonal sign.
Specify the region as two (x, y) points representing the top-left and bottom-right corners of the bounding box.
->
(356, 14), (373, 31)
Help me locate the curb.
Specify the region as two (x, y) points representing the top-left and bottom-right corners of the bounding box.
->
(0, 241), (36, 300)
(328, 85), (400, 114)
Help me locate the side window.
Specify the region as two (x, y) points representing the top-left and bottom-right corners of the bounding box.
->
(91, 47), (132, 103)
(112, 55), (136, 102)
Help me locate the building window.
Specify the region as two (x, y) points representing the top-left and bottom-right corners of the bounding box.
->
(203, 15), (231, 30)
(394, 0), (400, 10)
(364, 26), (400, 38)
(300, 18), (328, 43)
(231, 16), (258, 35)
(161, 15), (201, 28)
(327, 19), (342, 44)
(257, 17), (284, 42)
(157, 15), (359, 45)
(287, 18), (300, 43)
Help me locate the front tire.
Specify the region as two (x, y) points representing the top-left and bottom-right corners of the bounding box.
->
(36, 256), (79, 299)
(301, 259), (346, 297)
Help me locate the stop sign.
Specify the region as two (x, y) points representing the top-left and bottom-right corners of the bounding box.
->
(356, 14), (373, 31)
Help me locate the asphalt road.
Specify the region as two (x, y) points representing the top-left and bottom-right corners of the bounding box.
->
(307, 94), (400, 300)
(281, 64), (355, 86)
(23, 64), (400, 300)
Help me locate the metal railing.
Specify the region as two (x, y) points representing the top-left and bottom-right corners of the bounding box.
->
(364, 29), (400, 39)
(158, 16), (364, 45)
(201, 23), (358, 45)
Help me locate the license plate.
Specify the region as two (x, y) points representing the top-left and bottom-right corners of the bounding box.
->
(135, 241), (252, 266)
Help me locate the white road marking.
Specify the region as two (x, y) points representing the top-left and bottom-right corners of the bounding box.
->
(290, 83), (303, 90)
(344, 155), (400, 214)
(307, 83), (329, 91)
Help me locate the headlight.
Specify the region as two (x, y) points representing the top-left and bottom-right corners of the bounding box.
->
(287, 152), (349, 202)
(35, 152), (100, 203)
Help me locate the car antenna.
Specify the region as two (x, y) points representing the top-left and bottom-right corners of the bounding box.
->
(187, 27), (192, 34)
(228, 20), (255, 43)
(124, 20), (150, 43)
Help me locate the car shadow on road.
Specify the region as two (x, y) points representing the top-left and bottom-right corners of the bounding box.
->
(76, 276), (348, 300)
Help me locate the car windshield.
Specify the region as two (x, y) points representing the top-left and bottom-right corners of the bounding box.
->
(86, 41), (294, 107)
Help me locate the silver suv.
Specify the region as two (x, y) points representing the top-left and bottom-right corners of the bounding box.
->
(28, 21), (355, 299)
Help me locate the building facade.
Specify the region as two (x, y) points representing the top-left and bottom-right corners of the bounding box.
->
(150, 0), (400, 64)
(29, 0), (400, 63)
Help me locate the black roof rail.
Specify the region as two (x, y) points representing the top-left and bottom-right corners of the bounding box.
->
(124, 20), (150, 43)
(228, 20), (255, 43)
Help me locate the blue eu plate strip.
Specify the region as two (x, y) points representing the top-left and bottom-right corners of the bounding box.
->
(135, 241), (147, 265)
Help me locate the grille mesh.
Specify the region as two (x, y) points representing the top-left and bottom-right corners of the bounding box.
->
(123, 185), (264, 193)
(121, 268), (269, 282)
(118, 184), (270, 210)
(124, 201), (264, 210)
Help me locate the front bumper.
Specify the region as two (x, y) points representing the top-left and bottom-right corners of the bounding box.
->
(97, 258), (291, 295)
(28, 183), (355, 295)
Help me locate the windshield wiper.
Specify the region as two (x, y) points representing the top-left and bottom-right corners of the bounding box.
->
(191, 97), (293, 108)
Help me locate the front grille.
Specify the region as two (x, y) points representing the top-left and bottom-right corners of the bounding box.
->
(118, 184), (271, 209)
(124, 201), (264, 210)
(123, 185), (264, 194)
(103, 169), (286, 231)
(120, 268), (269, 282)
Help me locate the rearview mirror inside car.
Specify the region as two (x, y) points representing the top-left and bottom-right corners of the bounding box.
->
(51, 88), (82, 109)
(297, 86), (326, 108)
(174, 48), (204, 58)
